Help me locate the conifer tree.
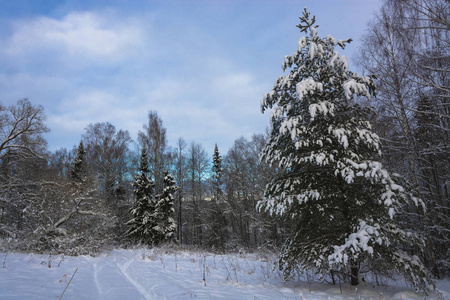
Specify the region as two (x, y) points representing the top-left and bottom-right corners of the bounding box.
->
(153, 171), (177, 245)
(209, 144), (227, 249)
(70, 141), (87, 182)
(212, 144), (223, 197)
(127, 148), (157, 245)
(258, 8), (432, 290)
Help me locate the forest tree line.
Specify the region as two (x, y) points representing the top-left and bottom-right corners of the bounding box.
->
(0, 104), (283, 255)
(0, 0), (448, 281)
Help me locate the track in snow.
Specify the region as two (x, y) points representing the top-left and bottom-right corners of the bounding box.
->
(117, 259), (158, 300)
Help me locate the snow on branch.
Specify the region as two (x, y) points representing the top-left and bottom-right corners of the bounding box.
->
(296, 78), (323, 100)
(328, 220), (383, 265)
(343, 79), (371, 100)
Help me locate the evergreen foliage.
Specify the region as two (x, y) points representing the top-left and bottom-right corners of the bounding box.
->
(209, 144), (227, 249)
(212, 144), (223, 192)
(70, 141), (87, 182)
(153, 171), (177, 245)
(127, 148), (157, 245)
(258, 8), (433, 290)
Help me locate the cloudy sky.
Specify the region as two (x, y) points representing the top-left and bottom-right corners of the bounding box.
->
(0, 0), (382, 155)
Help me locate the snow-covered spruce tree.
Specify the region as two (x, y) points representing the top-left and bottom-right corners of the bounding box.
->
(127, 148), (157, 245)
(258, 8), (433, 290)
(153, 171), (177, 245)
(70, 141), (87, 182)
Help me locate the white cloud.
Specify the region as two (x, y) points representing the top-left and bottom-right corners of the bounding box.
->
(212, 72), (265, 111)
(4, 11), (144, 65)
(49, 90), (120, 132)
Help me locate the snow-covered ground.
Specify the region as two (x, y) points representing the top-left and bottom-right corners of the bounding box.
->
(0, 247), (448, 299)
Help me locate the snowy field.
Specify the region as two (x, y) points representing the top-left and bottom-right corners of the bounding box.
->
(0, 248), (448, 299)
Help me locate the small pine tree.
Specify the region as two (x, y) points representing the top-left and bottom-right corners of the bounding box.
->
(209, 144), (227, 249)
(258, 8), (433, 290)
(70, 141), (87, 182)
(127, 148), (157, 245)
(212, 144), (223, 196)
(153, 171), (177, 245)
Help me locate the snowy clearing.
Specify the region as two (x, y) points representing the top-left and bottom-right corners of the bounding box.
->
(0, 248), (448, 299)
